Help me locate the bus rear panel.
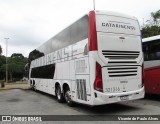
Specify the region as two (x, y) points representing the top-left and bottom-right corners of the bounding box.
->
(89, 11), (144, 105)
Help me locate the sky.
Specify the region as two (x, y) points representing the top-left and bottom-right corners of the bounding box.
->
(0, 0), (159, 57)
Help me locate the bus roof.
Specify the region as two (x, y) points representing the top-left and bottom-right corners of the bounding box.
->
(29, 10), (139, 57)
(142, 35), (160, 43)
(95, 10), (137, 20)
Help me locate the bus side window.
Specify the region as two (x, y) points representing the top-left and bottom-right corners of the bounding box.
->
(84, 44), (88, 55)
(149, 39), (160, 60)
(156, 52), (160, 59)
(143, 43), (150, 61)
(155, 41), (160, 60)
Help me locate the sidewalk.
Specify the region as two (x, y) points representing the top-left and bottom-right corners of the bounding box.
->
(0, 81), (30, 91)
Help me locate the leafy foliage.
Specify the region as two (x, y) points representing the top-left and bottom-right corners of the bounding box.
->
(11, 53), (24, 58)
(28, 49), (44, 63)
(141, 25), (160, 38)
(0, 53), (28, 81)
(0, 45), (2, 56)
(28, 49), (44, 69)
(151, 10), (160, 25)
(141, 9), (160, 38)
(0, 55), (6, 79)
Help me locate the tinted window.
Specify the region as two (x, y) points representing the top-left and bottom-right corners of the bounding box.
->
(29, 15), (88, 58)
(143, 42), (150, 61)
(143, 39), (160, 61)
(31, 64), (55, 79)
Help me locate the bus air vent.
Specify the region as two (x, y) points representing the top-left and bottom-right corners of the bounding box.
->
(102, 50), (140, 60)
(107, 66), (138, 77)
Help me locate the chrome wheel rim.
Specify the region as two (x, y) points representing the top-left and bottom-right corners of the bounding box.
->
(57, 88), (61, 100)
(65, 91), (71, 103)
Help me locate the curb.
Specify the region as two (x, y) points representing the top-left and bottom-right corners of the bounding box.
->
(0, 83), (29, 91)
(0, 87), (30, 91)
(0, 83), (30, 91)
(3, 82), (28, 85)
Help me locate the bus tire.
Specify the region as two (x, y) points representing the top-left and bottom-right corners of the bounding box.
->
(32, 81), (36, 91)
(56, 85), (64, 103)
(64, 86), (74, 107)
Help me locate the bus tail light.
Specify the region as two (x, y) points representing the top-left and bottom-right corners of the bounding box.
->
(94, 62), (103, 92)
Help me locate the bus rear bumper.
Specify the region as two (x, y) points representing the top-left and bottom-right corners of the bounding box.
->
(92, 87), (145, 105)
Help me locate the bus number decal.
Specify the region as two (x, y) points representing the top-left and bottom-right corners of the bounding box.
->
(106, 87), (120, 93)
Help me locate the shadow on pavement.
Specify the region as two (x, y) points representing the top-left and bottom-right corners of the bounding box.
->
(32, 89), (140, 115)
(144, 94), (160, 102)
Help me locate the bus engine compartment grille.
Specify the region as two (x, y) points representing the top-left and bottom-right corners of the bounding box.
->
(102, 50), (140, 60)
(76, 79), (87, 101)
(107, 66), (138, 77)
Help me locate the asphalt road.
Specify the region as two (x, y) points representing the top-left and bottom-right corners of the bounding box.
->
(0, 89), (160, 124)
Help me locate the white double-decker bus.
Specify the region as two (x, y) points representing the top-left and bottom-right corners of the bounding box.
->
(28, 10), (144, 106)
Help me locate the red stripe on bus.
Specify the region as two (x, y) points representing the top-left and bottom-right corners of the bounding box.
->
(88, 10), (98, 51)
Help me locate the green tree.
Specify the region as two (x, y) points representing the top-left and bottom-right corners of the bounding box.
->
(151, 10), (160, 25)
(7, 55), (28, 81)
(141, 9), (160, 38)
(141, 25), (160, 38)
(0, 45), (2, 56)
(0, 55), (6, 80)
(28, 49), (44, 63)
(11, 53), (24, 59)
(0, 53), (28, 81)
(0, 45), (5, 80)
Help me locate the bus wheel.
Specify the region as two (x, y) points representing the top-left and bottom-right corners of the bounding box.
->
(64, 87), (74, 107)
(56, 85), (64, 103)
(32, 81), (36, 91)
(33, 84), (36, 91)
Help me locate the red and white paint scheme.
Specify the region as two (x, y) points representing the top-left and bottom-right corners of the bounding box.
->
(28, 10), (144, 106)
(142, 35), (160, 95)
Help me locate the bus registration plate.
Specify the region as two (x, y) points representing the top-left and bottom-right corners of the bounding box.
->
(120, 95), (129, 101)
